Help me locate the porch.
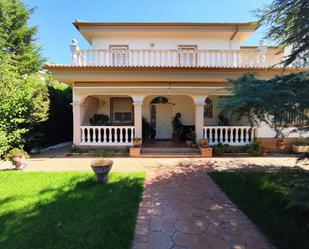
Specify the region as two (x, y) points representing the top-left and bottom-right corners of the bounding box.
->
(74, 94), (256, 148)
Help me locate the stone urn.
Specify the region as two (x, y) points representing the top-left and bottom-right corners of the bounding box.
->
(12, 156), (27, 170)
(8, 148), (28, 170)
(90, 159), (113, 184)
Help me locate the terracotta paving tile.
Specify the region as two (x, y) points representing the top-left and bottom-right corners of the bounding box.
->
(132, 164), (274, 249)
(149, 231), (174, 249)
(161, 222), (176, 236)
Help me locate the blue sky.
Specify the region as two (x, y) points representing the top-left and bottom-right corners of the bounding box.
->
(24, 0), (272, 64)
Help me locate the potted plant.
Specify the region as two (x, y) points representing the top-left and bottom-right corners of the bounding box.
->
(185, 129), (193, 147)
(292, 137), (309, 153)
(133, 138), (142, 147)
(90, 159), (113, 184)
(7, 148), (29, 170)
(191, 131), (197, 148)
(199, 138), (208, 148)
(199, 138), (213, 157)
(89, 113), (109, 126)
(275, 130), (287, 150)
(246, 139), (264, 156)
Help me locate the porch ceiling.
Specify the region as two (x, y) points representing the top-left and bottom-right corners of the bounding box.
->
(73, 82), (231, 96)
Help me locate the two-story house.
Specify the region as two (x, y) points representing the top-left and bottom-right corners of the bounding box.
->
(45, 21), (307, 155)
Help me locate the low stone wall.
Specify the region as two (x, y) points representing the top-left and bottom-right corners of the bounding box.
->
(260, 137), (298, 153)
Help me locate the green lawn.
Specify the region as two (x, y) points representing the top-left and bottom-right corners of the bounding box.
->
(209, 170), (309, 249)
(0, 171), (144, 249)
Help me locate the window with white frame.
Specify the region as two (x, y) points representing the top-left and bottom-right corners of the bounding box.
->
(110, 45), (129, 66)
(111, 97), (133, 123)
(178, 45), (197, 66)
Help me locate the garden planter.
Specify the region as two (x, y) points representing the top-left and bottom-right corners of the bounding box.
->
(200, 147), (213, 157)
(12, 156), (26, 170)
(130, 147), (141, 157)
(276, 140), (287, 150)
(292, 144), (309, 153)
(90, 159), (113, 184)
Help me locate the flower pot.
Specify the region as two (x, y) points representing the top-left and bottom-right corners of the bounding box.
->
(276, 140), (287, 150)
(133, 140), (141, 147)
(191, 143), (198, 148)
(292, 144), (309, 153)
(199, 139), (208, 148)
(90, 160), (113, 184)
(12, 156), (26, 170)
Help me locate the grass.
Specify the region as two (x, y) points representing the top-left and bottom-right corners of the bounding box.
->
(0, 171), (144, 249)
(209, 170), (309, 249)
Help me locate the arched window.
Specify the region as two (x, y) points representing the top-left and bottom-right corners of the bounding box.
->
(204, 98), (213, 118)
(151, 96), (169, 104)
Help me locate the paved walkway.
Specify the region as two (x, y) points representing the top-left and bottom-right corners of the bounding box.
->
(133, 164), (274, 249)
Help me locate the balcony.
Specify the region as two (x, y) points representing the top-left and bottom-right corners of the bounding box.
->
(71, 48), (279, 68)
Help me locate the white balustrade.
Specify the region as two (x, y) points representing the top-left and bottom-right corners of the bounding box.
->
(80, 126), (135, 146)
(72, 49), (278, 68)
(203, 126), (256, 146)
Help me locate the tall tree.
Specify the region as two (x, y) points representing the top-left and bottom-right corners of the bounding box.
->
(217, 73), (309, 136)
(0, 0), (48, 156)
(0, 0), (43, 74)
(256, 0), (309, 66)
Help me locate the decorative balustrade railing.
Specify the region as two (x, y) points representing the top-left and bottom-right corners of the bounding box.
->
(72, 49), (275, 68)
(203, 126), (256, 146)
(80, 126), (135, 146)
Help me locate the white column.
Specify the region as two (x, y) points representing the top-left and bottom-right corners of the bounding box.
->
(72, 102), (82, 146)
(193, 96), (206, 143)
(132, 96), (145, 139)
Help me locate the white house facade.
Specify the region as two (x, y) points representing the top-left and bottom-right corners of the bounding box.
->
(46, 21), (308, 154)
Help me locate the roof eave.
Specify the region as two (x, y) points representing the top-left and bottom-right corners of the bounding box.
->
(73, 21), (260, 30)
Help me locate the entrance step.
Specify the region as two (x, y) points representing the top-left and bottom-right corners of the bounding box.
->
(142, 147), (199, 153)
(140, 147), (202, 158)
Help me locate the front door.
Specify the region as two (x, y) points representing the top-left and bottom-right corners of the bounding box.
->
(155, 104), (172, 139)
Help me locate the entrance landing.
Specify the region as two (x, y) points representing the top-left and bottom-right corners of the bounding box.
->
(143, 140), (186, 148)
(141, 140), (202, 158)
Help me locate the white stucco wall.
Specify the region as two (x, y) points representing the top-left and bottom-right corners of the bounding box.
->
(82, 96), (99, 125)
(92, 38), (240, 50)
(96, 96), (110, 115)
(256, 122), (309, 138)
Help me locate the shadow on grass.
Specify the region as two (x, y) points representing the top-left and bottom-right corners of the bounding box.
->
(209, 170), (309, 249)
(0, 173), (144, 249)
